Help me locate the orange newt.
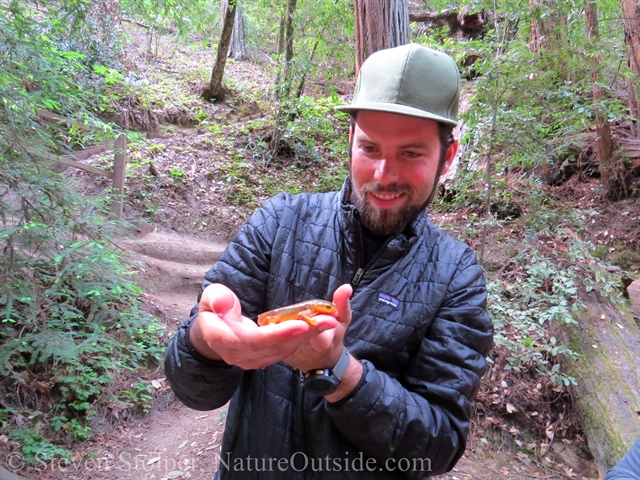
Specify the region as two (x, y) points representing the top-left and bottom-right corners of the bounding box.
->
(257, 299), (337, 327)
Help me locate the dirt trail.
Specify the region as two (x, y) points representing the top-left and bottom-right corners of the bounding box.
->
(35, 227), (596, 480)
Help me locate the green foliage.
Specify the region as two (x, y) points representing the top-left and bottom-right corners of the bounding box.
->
(278, 94), (350, 163)
(289, 0), (355, 81)
(0, 155), (165, 456)
(120, 381), (154, 413)
(10, 429), (71, 462)
(487, 240), (619, 386)
(419, 0), (628, 180)
(314, 165), (349, 193)
(167, 165), (186, 179)
(427, 1), (632, 392)
(121, 0), (219, 39)
(487, 251), (580, 383)
(0, 3), (164, 461)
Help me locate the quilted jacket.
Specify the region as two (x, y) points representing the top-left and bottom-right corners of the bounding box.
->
(164, 179), (494, 479)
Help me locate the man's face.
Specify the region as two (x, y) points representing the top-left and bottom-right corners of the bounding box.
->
(349, 110), (457, 236)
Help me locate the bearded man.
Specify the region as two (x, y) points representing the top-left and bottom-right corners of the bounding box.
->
(165, 43), (494, 480)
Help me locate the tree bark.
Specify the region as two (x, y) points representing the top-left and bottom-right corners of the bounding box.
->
(586, 1), (624, 200)
(529, 0), (569, 51)
(560, 290), (640, 475)
(276, 3), (286, 56)
(354, 0), (409, 75)
(273, 0), (297, 100)
(528, 0), (544, 54)
(203, 0), (236, 102)
(283, 0), (296, 65)
(227, 0), (247, 61)
(622, 0), (640, 138)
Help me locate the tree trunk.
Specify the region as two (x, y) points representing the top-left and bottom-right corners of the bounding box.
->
(528, 0), (544, 54)
(293, 39), (319, 99)
(283, 0), (295, 65)
(270, 0), (297, 155)
(622, 0), (640, 138)
(560, 290), (640, 475)
(276, 4), (286, 56)
(354, 0), (409, 75)
(529, 0), (569, 51)
(586, 1), (624, 200)
(528, 0), (571, 80)
(203, 0), (237, 102)
(227, 0), (247, 61)
(273, 0), (297, 101)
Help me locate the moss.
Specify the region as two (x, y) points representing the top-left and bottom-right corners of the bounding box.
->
(565, 301), (640, 471)
(591, 245), (608, 261)
(610, 242), (640, 270)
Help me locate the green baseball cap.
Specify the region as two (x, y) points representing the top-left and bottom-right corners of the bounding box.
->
(335, 44), (460, 126)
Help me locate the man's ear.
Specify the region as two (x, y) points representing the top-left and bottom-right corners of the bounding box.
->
(440, 140), (458, 176)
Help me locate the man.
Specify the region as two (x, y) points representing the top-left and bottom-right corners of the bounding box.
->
(164, 43), (493, 479)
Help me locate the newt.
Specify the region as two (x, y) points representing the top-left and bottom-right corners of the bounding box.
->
(257, 299), (338, 327)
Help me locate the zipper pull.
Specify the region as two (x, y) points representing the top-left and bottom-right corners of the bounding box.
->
(351, 268), (364, 287)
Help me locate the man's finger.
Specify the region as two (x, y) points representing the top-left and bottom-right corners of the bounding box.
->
(308, 329), (335, 352)
(332, 283), (353, 326)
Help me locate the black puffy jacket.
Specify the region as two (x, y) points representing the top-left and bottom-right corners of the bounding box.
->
(164, 179), (494, 479)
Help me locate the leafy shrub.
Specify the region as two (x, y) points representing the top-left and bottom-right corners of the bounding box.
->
(484, 231), (625, 387)
(0, 152), (164, 458)
(0, 4), (164, 460)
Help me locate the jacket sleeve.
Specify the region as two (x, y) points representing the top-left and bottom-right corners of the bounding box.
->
(164, 312), (244, 410)
(327, 246), (493, 477)
(163, 197), (281, 410)
(604, 438), (640, 480)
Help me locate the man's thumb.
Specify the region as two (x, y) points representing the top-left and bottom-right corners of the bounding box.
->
(200, 283), (242, 320)
(332, 283), (353, 326)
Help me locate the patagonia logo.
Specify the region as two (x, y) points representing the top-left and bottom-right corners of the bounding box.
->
(377, 292), (400, 308)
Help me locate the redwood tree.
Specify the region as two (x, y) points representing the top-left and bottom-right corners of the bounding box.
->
(528, 0), (570, 79)
(354, 0), (409, 74)
(528, 0), (544, 54)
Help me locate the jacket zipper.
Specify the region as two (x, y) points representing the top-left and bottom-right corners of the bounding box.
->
(351, 267), (364, 286)
(350, 233), (395, 287)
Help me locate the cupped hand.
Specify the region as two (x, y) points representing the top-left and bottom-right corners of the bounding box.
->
(190, 283), (338, 370)
(283, 283), (353, 373)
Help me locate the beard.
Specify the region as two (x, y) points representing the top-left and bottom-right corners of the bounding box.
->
(350, 181), (430, 236)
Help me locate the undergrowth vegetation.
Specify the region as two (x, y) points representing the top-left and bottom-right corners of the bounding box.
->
(1, 3), (164, 462)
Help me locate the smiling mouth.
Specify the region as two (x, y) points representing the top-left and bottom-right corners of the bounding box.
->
(372, 191), (405, 201)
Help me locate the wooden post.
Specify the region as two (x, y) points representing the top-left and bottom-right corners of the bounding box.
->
(110, 134), (127, 219)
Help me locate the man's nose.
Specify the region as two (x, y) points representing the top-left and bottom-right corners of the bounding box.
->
(374, 157), (400, 185)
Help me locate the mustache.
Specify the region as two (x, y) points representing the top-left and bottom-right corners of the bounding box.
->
(359, 183), (413, 195)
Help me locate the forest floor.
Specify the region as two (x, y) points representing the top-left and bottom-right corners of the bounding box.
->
(13, 25), (640, 480)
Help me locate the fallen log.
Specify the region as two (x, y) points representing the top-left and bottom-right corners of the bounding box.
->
(409, 8), (494, 39)
(561, 290), (640, 475)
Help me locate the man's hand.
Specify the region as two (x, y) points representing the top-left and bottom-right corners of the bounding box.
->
(283, 283), (353, 373)
(188, 283), (338, 370)
(283, 283), (364, 403)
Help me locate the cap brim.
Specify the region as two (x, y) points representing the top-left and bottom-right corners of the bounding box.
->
(334, 103), (458, 127)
